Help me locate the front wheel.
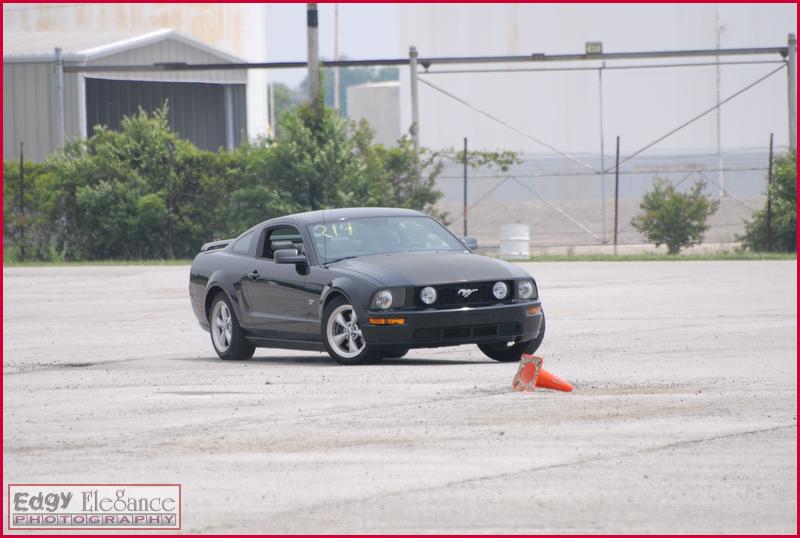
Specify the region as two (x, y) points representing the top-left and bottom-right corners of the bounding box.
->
(322, 297), (381, 365)
(478, 313), (546, 362)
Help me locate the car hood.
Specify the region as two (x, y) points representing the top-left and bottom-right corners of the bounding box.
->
(331, 251), (530, 286)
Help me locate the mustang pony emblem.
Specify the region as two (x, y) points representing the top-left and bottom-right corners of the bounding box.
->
(458, 288), (479, 298)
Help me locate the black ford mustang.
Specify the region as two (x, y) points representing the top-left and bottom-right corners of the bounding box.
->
(189, 208), (544, 365)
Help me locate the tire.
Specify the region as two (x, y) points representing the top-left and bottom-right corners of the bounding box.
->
(478, 312), (546, 362)
(378, 347), (410, 359)
(322, 296), (381, 365)
(209, 292), (255, 360)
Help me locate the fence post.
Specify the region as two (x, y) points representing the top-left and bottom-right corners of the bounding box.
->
(463, 137), (468, 237)
(613, 136), (620, 255)
(19, 142), (25, 261)
(766, 133), (774, 251)
(788, 33), (796, 152)
(598, 63), (607, 243)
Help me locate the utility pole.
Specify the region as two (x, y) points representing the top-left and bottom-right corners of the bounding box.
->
(409, 45), (420, 155)
(306, 3), (320, 108)
(766, 132), (774, 252)
(19, 142), (25, 261)
(333, 3), (341, 112)
(463, 137), (468, 237)
(788, 33), (797, 152)
(53, 47), (65, 150)
(613, 135), (620, 255)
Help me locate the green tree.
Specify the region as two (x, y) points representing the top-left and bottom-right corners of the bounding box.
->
(2, 159), (62, 261)
(739, 151), (796, 252)
(43, 106), (225, 260)
(631, 179), (720, 255)
(270, 82), (305, 135)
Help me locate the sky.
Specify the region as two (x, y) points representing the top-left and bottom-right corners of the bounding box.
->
(265, 3), (399, 87)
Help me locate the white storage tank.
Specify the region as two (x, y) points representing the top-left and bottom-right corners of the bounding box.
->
(499, 224), (530, 260)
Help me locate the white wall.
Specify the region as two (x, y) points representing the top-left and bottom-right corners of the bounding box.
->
(397, 3), (797, 153)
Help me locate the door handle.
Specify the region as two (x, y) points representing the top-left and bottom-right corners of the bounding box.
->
(248, 270), (259, 281)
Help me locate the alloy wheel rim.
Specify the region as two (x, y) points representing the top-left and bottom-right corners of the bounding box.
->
(212, 301), (233, 352)
(327, 305), (365, 359)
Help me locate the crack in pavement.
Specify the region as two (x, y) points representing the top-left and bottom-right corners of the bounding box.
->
(260, 423), (797, 524)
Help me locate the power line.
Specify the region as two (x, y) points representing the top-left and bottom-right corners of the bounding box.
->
(436, 166), (770, 181)
(417, 77), (599, 173)
(607, 63), (787, 172)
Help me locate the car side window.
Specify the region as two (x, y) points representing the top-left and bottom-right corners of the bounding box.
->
(232, 231), (255, 255)
(262, 225), (304, 259)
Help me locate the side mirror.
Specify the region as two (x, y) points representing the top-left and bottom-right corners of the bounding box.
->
(275, 248), (307, 265)
(463, 236), (478, 251)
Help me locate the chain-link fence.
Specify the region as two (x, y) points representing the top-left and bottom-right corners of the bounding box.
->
(435, 148), (780, 252)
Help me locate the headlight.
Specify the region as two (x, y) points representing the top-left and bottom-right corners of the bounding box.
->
(517, 280), (536, 300)
(374, 290), (393, 309)
(492, 281), (508, 300)
(420, 286), (437, 305)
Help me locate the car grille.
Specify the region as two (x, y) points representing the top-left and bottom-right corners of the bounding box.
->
(413, 280), (514, 308)
(412, 323), (520, 341)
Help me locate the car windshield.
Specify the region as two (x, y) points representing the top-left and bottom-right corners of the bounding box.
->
(309, 215), (466, 263)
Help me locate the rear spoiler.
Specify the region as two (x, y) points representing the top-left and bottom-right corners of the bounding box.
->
(200, 239), (233, 252)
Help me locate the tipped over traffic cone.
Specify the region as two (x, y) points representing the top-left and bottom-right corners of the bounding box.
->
(512, 354), (573, 392)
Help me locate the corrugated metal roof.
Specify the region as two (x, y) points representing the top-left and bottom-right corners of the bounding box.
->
(3, 29), (243, 63)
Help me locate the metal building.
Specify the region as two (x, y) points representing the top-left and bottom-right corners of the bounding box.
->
(347, 81), (401, 147)
(3, 29), (247, 162)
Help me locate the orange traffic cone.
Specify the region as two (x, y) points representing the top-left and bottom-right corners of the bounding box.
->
(512, 354), (573, 392)
(536, 368), (573, 392)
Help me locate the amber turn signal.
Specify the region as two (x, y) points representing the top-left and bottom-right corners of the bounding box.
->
(527, 306), (542, 315)
(368, 317), (405, 325)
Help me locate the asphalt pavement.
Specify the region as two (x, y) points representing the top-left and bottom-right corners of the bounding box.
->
(3, 261), (796, 533)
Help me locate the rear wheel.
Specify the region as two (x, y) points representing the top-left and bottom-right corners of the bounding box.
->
(478, 313), (545, 362)
(209, 292), (255, 360)
(322, 297), (381, 365)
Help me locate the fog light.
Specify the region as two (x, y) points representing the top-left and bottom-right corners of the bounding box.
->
(420, 286), (437, 305)
(492, 281), (508, 300)
(368, 318), (405, 325)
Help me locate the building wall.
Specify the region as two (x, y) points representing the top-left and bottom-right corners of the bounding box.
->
(347, 82), (401, 147)
(3, 3), (269, 138)
(85, 78), (246, 151)
(3, 61), (59, 162)
(397, 3), (797, 153)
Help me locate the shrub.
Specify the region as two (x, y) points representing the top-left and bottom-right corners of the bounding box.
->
(1, 104), (452, 260)
(739, 151), (796, 252)
(631, 179), (720, 255)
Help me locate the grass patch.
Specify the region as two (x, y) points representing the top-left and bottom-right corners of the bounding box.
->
(4, 259), (193, 267)
(515, 252), (796, 262)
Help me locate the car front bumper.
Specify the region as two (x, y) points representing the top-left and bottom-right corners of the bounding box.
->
(361, 301), (543, 349)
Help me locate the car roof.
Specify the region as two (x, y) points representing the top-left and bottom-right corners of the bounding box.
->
(264, 207), (425, 226)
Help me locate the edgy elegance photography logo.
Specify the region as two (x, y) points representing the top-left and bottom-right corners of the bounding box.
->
(8, 484), (181, 530)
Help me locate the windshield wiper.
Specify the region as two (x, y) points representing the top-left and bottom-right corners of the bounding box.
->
(325, 255), (361, 264)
